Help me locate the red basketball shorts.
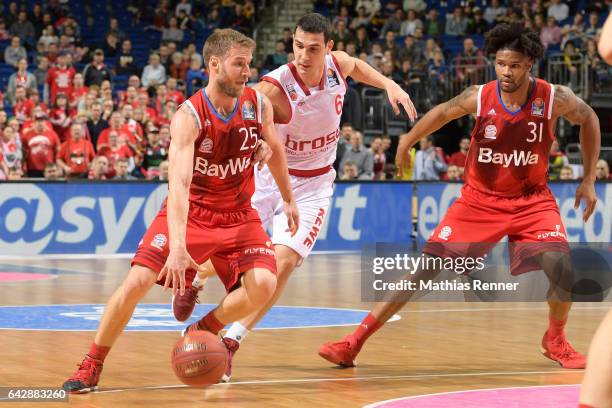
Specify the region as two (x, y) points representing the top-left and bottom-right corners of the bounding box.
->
(132, 203), (276, 292)
(424, 184), (570, 275)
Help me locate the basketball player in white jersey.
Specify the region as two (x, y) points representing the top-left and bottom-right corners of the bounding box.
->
(173, 13), (417, 381)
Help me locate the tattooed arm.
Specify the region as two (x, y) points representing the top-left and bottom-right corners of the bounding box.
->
(395, 85), (478, 176)
(553, 85), (600, 222)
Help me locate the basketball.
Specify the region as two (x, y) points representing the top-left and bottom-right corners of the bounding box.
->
(171, 331), (227, 387)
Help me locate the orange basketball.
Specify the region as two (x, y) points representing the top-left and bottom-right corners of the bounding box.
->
(171, 331), (227, 387)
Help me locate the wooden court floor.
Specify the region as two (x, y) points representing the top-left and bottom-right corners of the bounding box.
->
(0, 254), (608, 407)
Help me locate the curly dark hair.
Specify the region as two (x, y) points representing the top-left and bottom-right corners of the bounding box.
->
(485, 23), (544, 61)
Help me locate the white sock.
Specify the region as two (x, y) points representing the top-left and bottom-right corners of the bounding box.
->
(225, 322), (250, 343)
(192, 275), (202, 288)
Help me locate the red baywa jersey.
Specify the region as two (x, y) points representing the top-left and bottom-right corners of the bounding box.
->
(464, 78), (556, 197)
(184, 87), (263, 210)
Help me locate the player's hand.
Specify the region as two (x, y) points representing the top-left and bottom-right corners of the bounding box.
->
(158, 246), (199, 296)
(574, 180), (597, 222)
(384, 80), (417, 122)
(253, 139), (273, 170)
(395, 136), (412, 179)
(283, 199), (300, 237)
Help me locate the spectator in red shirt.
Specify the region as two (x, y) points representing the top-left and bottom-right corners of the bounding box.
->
(448, 137), (470, 177)
(13, 85), (35, 124)
(165, 77), (185, 105)
(155, 99), (176, 127)
(370, 137), (386, 180)
(46, 51), (75, 106)
(154, 82), (168, 113)
(97, 111), (136, 152)
(121, 103), (144, 145)
(21, 106), (52, 134)
(137, 91), (158, 120)
(29, 88), (48, 114)
(22, 112), (60, 177)
(169, 51), (189, 81)
(57, 123), (95, 178)
(446, 164), (462, 181)
(46, 42), (59, 64)
(49, 93), (73, 142)
(88, 155), (109, 180)
(98, 130), (133, 178)
(70, 73), (89, 108)
(121, 85), (139, 107)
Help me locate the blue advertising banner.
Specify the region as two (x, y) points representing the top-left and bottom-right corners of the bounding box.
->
(416, 182), (612, 243)
(314, 182), (413, 251)
(0, 181), (414, 255)
(0, 183), (168, 255)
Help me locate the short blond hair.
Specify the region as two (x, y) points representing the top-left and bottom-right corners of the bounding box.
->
(202, 28), (255, 67)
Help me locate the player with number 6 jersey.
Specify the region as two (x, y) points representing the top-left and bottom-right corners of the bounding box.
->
(172, 13), (417, 382)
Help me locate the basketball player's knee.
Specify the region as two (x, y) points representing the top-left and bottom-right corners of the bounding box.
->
(122, 266), (156, 298)
(245, 268), (277, 306)
(544, 253), (574, 284)
(276, 256), (299, 283)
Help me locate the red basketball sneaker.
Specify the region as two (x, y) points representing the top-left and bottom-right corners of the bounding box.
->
(62, 356), (104, 393)
(318, 335), (359, 367)
(541, 330), (586, 369)
(220, 337), (240, 382)
(172, 284), (204, 322)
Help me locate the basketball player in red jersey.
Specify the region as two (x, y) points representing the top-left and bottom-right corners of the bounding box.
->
(579, 16), (612, 408)
(172, 13), (417, 382)
(62, 29), (299, 393)
(319, 23), (601, 369)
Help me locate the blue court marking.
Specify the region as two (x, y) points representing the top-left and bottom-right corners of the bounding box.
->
(0, 304), (399, 331)
(0, 264), (83, 276)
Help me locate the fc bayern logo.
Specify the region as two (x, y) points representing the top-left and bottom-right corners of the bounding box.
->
(151, 233), (167, 250)
(484, 124), (497, 139)
(198, 137), (213, 153)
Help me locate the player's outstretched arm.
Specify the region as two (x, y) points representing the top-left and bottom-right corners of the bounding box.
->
(332, 50), (417, 121)
(158, 105), (200, 295)
(553, 85), (600, 222)
(259, 93), (299, 236)
(395, 85), (479, 177)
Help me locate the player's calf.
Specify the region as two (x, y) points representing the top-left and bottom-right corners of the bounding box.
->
(62, 265), (157, 394)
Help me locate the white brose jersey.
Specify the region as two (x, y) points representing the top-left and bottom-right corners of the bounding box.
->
(262, 54), (347, 172)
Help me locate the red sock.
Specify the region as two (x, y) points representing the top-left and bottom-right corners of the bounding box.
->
(197, 310), (225, 335)
(352, 313), (383, 350)
(548, 314), (567, 337)
(87, 342), (110, 362)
